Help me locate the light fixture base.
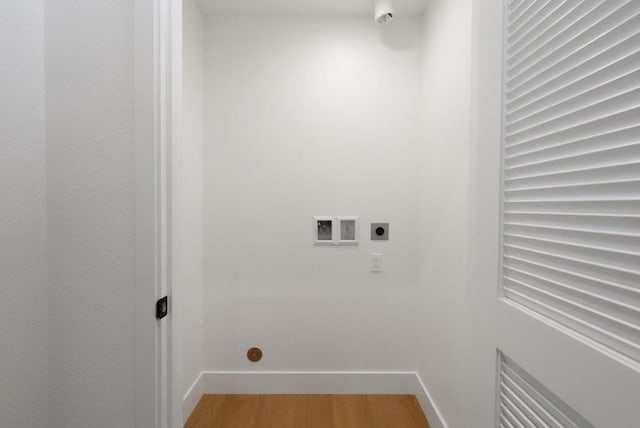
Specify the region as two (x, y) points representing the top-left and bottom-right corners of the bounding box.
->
(374, 0), (395, 24)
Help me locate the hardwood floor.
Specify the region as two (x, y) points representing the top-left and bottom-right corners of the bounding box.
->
(185, 395), (430, 428)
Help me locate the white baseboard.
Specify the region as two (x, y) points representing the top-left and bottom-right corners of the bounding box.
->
(183, 371), (447, 428)
(414, 373), (449, 428)
(182, 372), (203, 423)
(199, 371), (422, 394)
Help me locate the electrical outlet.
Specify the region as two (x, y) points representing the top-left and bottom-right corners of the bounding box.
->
(371, 223), (389, 241)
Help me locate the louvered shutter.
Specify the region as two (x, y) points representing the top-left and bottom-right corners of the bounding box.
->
(498, 354), (594, 428)
(502, 0), (640, 363)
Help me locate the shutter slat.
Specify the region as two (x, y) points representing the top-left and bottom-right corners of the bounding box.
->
(501, 362), (585, 428)
(505, 200), (640, 216)
(505, 179), (640, 201)
(505, 221), (640, 253)
(506, 231), (640, 260)
(506, 142), (640, 175)
(509, 0), (539, 26)
(502, 373), (558, 428)
(507, 0), (562, 47)
(501, 419), (516, 428)
(505, 273), (640, 335)
(505, 265), (640, 320)
(506, 178), (640, 192)
(501, 402), (528, 428)
(508, 0), (613, 66)
(502, 393), (537, 428)
(507, 4), (640, 95)
(505, 107), (640, 153)
(502, 385), (545, 428)
(505, 244), (640, 280)
(506, 124), (639, 160)
(505, 246), (640, 292)
(507, 51), (640, 125)
(506, 237), (639, 277)
(507, 70), (640, 133)
(504, 253), (639, 295)
(504, 287), (640, 359)
(506, 88), (640, 145)
(506, 162), (640, 188)
(501, 363), (572, 426)
(507, 0), (552, 35)
(508, 32), (640, 110)
(507, 1), (637, 87)
(499, 355), (593, 427)
(503, 0), (640, 365)
(508, 0), (526, 12)
(504, 212), (640, 235)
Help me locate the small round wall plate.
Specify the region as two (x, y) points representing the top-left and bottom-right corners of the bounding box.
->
(247, 347), (263, 363)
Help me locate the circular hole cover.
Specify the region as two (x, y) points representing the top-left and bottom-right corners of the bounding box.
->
(376, 227), (385, 236)
(247, 347), (263, 363)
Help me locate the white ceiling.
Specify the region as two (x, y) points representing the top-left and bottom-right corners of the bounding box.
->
(196, 0), (427, 17)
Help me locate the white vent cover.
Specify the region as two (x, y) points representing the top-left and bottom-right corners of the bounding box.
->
(502, 0), (640, 363)
(498, 354), (594, 428)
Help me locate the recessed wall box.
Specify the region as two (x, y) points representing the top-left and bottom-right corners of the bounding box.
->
(371, 223), (389, 240)
(337, 216), (359, 246)
(313, 216), (336, 245)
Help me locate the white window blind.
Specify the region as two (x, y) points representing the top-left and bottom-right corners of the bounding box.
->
(498, 353), (594, 428)
(502, 0), (640, 363)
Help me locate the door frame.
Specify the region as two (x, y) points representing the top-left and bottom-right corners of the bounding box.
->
(134, 0), (183, 427)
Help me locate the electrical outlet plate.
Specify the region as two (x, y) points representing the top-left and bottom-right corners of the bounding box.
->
(371, 223), (389, 240)
(312, 216), (360, 246)
(313, 216), (335, 246)
(337, 216), (359, 246)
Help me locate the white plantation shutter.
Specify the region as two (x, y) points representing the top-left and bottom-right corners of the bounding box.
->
(498, 354), (594, 428)
(502, 0), (640, 363)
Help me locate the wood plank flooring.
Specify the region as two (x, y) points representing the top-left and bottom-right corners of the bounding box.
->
(185, 395), (430, 428)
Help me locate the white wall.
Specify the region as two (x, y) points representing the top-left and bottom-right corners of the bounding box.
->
(417, 0), (473, 427)
(203, 16), (422, 371)
(44, 1), (136, 427)
(0, 1), (48, 427)
(180, 0), (205, 398)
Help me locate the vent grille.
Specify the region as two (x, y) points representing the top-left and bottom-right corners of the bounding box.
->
(502, 0), (640, 363)
(498, 353), (593, 428)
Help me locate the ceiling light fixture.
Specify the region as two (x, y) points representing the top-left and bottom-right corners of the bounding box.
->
(374, 0), (395, 24)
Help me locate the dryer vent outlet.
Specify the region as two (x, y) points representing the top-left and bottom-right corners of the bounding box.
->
(247, 347), (263, 363)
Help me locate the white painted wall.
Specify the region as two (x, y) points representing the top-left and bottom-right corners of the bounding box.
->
(203, 16), (422, 371)
(0, 1), (48, 427)
(416, 0), (473, 427)
(44, 1), (136, 427)
(180, 0), (205, 399)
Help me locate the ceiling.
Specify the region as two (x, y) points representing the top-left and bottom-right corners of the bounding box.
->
(196, 0), (427, 17)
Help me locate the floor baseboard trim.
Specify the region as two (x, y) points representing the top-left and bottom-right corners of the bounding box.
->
(183, 370), (447, 428)
(415, 373), (448, 428)
(199, 371), (421, 395)
(182, 372), (203, 423)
